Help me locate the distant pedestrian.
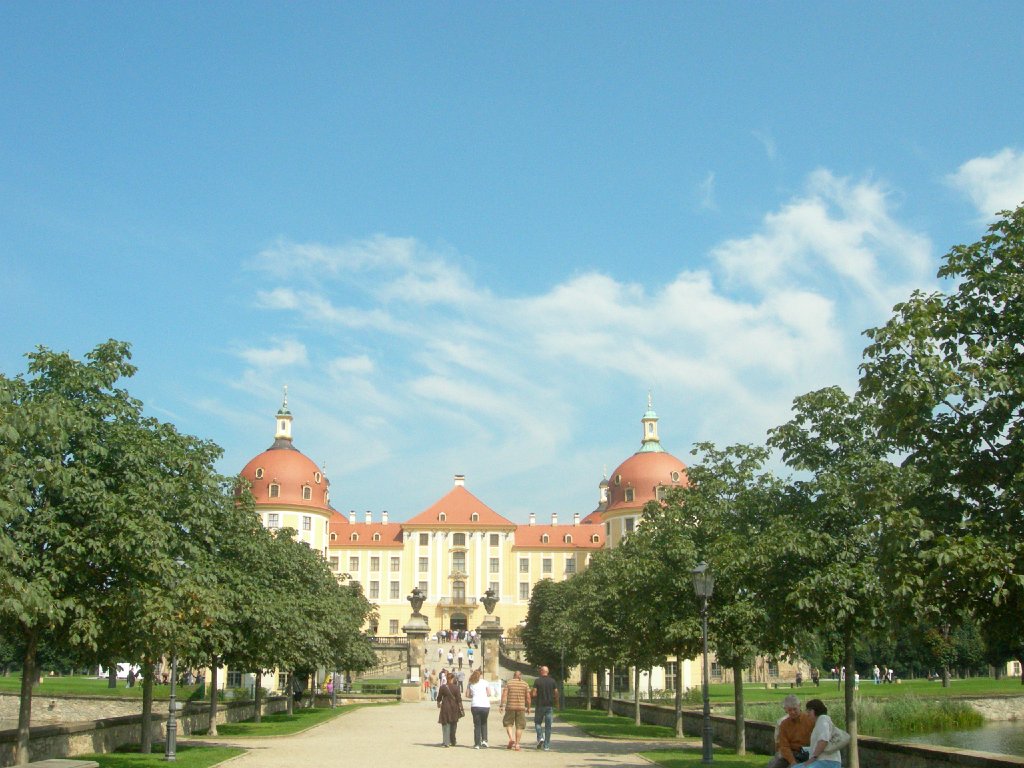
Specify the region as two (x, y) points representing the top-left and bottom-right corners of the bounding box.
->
(457, 650), (464, 670)
(873, 665), (880, 684)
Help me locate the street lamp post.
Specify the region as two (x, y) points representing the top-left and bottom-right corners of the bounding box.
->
(691, 562), (715, 764)
(164, 653), (178, 761)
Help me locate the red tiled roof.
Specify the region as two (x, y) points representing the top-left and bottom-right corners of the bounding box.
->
(404, 484), (516, 528)
(328, 512), (404, 548)
(513, 524), (604, 549)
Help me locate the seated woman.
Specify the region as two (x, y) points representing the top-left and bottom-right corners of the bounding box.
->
(795, 699), (843, 767)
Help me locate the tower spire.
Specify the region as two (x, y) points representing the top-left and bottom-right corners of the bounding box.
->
(273, 386), (294, 446)
(638, 394), (664, 453)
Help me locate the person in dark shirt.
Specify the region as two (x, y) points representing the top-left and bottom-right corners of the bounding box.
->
(531, 666), (559, 750)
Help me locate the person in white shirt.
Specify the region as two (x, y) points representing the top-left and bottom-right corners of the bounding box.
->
(465, 669), (492, 748)
(795, 699), (842, 767)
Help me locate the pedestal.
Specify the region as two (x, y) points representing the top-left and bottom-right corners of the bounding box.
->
(403, 614), (430, 700)
(476, 618), (502, 682)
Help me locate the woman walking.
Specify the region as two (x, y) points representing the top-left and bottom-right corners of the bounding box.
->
(437, 668), (464, 747)
(465, 669), (491, 748)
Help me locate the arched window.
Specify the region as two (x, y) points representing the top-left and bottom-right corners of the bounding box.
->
(470, 513), (479, 522)
(591, 534), (600, 544)
(330, 533), (337, 542)
(624, 488), (634, 503)
(255, 467), (264, 479)
(541, 534), (549, 544)
(564, 534), (573, 544)
(350, 533), (359, 542)
(373, 533), (381, 542)
(269, 483), (280, 498)
(302, 486), (312, 500)
(439, 512), (447, 522)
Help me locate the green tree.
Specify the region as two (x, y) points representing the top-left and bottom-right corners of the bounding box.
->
(767, 386), (925, 768)
(860, 203), (1024, 681)
(0, 341), (161, 764)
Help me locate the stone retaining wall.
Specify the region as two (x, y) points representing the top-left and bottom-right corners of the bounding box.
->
(572, 697), (1024, 768)
(0, 696), (289, 767)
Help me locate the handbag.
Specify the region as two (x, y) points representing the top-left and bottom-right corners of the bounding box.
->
(827, 723), (851, 751)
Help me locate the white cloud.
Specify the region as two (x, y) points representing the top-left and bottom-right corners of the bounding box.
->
(236, 339), (308, 369)
(947, 148), (1024, 219)
(752, 130), (777, 161)
(698, 172), (717, 211)
(228, 167), (941, 520)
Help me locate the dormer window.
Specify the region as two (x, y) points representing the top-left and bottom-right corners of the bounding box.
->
(671, 471), (680, 482)
(541, 534), (549, 544)
(373, 533), (381, 542)
(255, 468), (264, 479)
(269, 483), (280, 498)
(350, 533), (359, 542)
(624, 488), (634, 503)
(564, 534), (573, 544)
(330, 533), (337, 541)
(314, 471), (322, 483)
(470, 513), (479, 522)
(614, 474), (621, 486)
(591, 534), (600, 543)
(439, 513), (447, 522)
(302, 486), (312, 500)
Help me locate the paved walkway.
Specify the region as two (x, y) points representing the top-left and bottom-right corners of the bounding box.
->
(200, 699), (692, 768)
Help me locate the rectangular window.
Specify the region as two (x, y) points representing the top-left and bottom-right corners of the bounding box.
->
(349, 557), (359, 571)
(390, 557), (400, 572)
(267, 513), (279, 528)
(226, 670), (242, 688)
(767, 662), (779, 678)
(489, 557), (499, 574)
(453, 532), (466, 546)
(490, 533), (499, 546)
(328, 557), (339, 571)
(418, 580), (428, 596)
(542, 558), (552, 574)
(370, 556), (380, 571)
(605, 521), (611, 537)
(369, 581), (379, 599)
(277, 672), (288, 690)
(453, 551), (466, 572)
(625, 517), (635, 533)
(613, 666), (630, 693)
(419, 533), (429, 546)
(711, 661), (723, 678)
(519, 557), (529, 573)
(519, 583), (529, 600)
(389, 619), (399, 635)
(302, 515), (311, 531)
(419, 557), (429, 573)
(488, 582), (499, 596)
(665, 661), (678, 692)
(565, 557), (576, 575)
(390, 581), (400, 599)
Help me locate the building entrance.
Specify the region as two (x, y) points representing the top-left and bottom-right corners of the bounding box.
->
(450, 614), (467, 632)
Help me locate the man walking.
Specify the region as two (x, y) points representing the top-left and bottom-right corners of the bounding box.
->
(766, 694), (815, 768)
(499, 670), (531, 751)
(531, 665), (559, 751)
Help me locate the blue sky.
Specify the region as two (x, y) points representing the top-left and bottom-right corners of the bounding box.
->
(3, 2), (1023, 522)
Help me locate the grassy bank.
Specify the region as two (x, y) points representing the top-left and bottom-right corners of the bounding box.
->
(558, 707), (678, 740)
(82, 744), (243, 767)
(723, 696), (985, 737)
(643, 748), (771, 768)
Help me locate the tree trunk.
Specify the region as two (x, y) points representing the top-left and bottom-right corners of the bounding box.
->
(941, 664), (950, 688)
(606, 668), (613, 716)
(108, 665), (118, 688)
(140, 661), (154, 753)
(633, 666), (641, 725)
(674, 660), (683, 737)
(254, 671), (263, 723)
(287, 671), (294, 716)
(733, 661), (745, 755)
(16, 633), (38, 766)
(207, 658), (220, 737)
(844, 635), (859, 768)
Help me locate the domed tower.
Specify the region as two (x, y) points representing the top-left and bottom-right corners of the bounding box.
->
(600, 395), (688, 547)
(240, 388), (334, 558)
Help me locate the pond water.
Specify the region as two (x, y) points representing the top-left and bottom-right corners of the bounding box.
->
(905, 720), (1024, 756)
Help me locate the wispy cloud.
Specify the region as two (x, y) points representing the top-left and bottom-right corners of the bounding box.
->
(698, 171), (717, 210)
(752, 130), (777, 161)
(230, 168), (941, 519)
(947, 148), (1024, 219)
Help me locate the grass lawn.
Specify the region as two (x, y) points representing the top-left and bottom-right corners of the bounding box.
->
(81, 744), (243, 767)
(0, 674), (203, 700)
(642, 747), (770, 768)
(201, 702), (396, 737)
(558, 707), (678, 740)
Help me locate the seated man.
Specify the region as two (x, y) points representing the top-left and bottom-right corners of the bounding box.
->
(766, 694), (815, 768)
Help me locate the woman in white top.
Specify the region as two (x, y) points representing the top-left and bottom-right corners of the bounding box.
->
(465, 669), (492, 748)
(796, 699), (842, 767)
